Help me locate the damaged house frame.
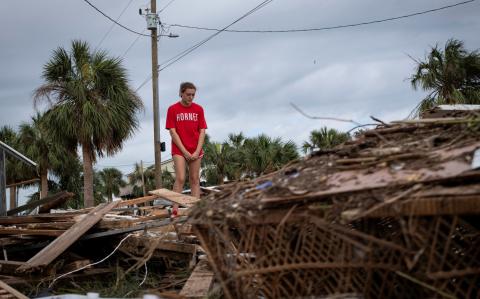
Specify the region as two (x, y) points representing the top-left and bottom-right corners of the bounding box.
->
(0, 140), (37, 215)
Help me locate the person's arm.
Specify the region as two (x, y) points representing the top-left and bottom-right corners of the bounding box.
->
(169, 128), (193, 160)
(192, 129), (206, 160)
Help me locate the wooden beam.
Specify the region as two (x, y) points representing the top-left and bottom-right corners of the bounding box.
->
(17, 201), (118, 272)
(128, 234), (197, 254)
(0, 262), (26, 275)
(17, 222), (74, 230)
(0, 228), (63, 237)
(80, 217), (187, 240)
(0, 213), (79, 225)
(117, 195), (158, 207)
(179, 259), (215, 298)
(6, 178), (40, 189)
(7, 191), (73, 216)
(149, 189), (200, 207)
(0, 280), (28, 299)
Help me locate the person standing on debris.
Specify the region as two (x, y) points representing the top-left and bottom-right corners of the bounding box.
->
(166, 82), (207, 204)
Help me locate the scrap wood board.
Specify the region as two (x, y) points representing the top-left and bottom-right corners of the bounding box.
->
(117, 195), (158, 207)
(179, 259), (215, 299)
(0, 280), (28, 299)
(262, 143), (480, 205)
(17, 201), (118, 272)
(149, 189), (200, 207)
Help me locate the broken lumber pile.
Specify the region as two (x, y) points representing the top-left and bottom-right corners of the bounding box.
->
(189, 117), (480, 299)
(0, 189), (206, 297)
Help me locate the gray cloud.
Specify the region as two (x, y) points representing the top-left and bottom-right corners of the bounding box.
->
(1, 0), (479, 173)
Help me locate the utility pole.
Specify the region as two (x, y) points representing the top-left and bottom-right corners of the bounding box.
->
(140, 2), (177, 189)
(149, 0), (162, 188)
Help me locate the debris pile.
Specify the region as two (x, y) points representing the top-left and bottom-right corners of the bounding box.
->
(0, 189), (208, 297)
(189, 117), (480, 298)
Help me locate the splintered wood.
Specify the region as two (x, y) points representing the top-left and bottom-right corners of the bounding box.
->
(190, 119), (480, 298)
(0, 189), (204, 297)
(0, 280), (28, 299)
(180, 259), (215, 299)
(17, 201), (119, 272)
(149, 188), (200, 207)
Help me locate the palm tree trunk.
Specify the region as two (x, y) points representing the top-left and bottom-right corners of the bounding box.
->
(82, 143), (95, 208)
(9, 186), (16, 209)
(40, 169), (48, 199)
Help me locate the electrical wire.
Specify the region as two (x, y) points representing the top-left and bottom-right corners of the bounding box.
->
(139, 262), (148, 286)
(158, 0), (274, 72)
(49, 233), (135, 288)
(165, 0), (475, 33)
(82, 0), (150, 37)
(134, 26), (167, 92)
(159, 0), (179, 13)
(121, 29), (147, 58)
(134, 0), (273, 91)
(96, 0), (135, 50)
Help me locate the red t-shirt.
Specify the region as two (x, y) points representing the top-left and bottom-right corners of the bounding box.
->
(166, 102), (207, 157)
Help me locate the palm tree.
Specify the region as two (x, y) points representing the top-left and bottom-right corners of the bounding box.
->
(161, 170), (175, 191)
(302, 127), (350, 154)
(128, 163), (154, 197)
(410, 39), (480, 116)
(202, 140), (235, 185)
(34, 40), (143, 207)
(18, 113), (71, 199)
(97, 168), (126, 202)
(242, 134), (299, 178)
(128, 164), (174, 197)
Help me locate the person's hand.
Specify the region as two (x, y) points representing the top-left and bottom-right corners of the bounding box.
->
(183, 151), (193, 161)
(191, 151), (200, 160)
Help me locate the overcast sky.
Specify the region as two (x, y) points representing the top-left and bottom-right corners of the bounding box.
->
(1, 0), (479, 176)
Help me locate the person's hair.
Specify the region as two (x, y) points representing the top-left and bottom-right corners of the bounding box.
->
(179, 82), (197, 94)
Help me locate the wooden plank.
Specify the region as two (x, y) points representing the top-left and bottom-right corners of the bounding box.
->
(117, 195), (158, 207)
(0, 213), (80, 225)
(7, 191), (73, 216)
(365, 195), (480, 218)
(0, 262), (26, 275)
(179, 259), (215, 298)
(261, 142), (480, 206)
(17, 201), (119, 272)
(0, 280), (28, 299)
(149, 189), (200, 207)
(391, 117), (473, 124)
(149, 208), (190, 217)
(6, 178), (40, 189)
(0, 228), (63, 236)
(16, 222), (74, 230)
(80, 217), (187, 240)
(129, 234), (197, 254)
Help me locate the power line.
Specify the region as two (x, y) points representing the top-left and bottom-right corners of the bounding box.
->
(159, 0), (178, 13)
(165, 0), (475, 33)
(158, 0), (273, 72)
(82, 0), (150, 37)
(134, 0), (273, 91)
(96, 0), (135, 50)
(121, 29), (147, 58)
(134, 26), (167, 92)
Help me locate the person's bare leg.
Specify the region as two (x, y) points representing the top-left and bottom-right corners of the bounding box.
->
(188, 157), (202, 198)
(172, 155), (187, 216)
(172, 155), (186, 193)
